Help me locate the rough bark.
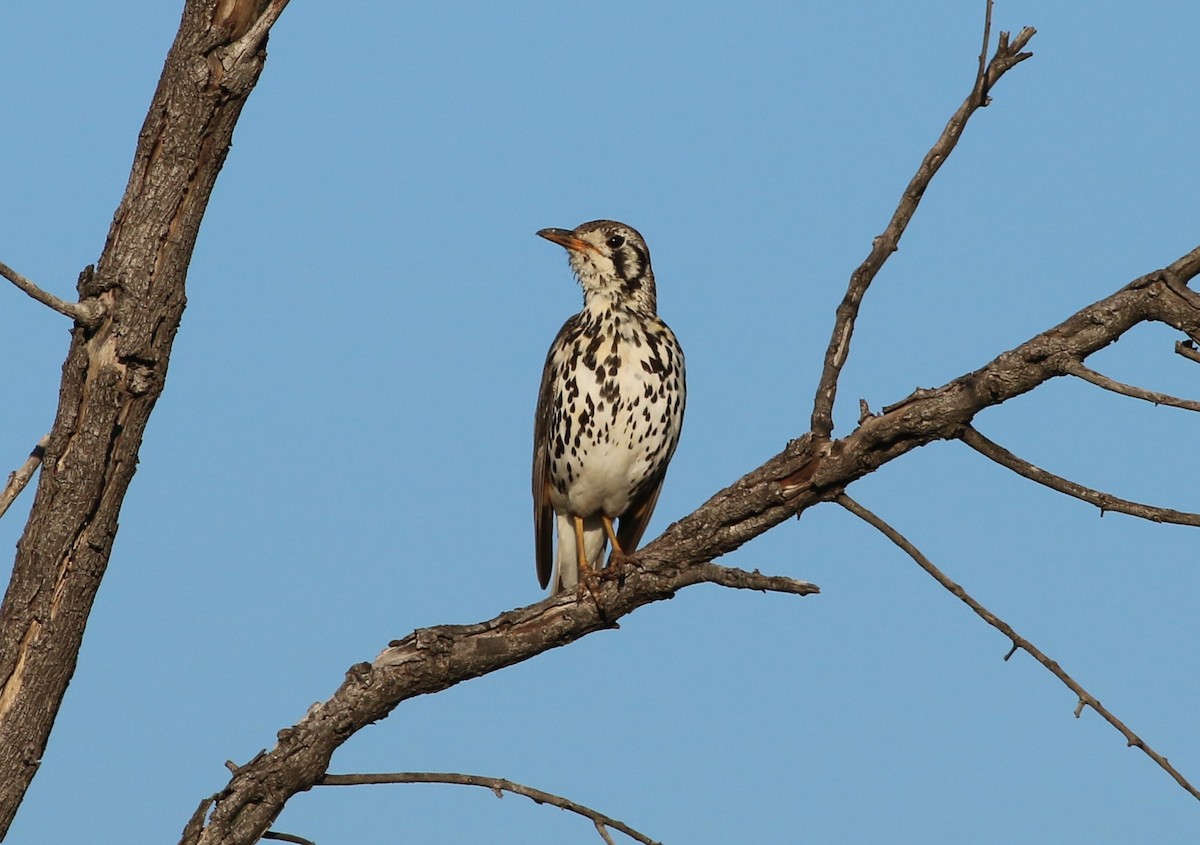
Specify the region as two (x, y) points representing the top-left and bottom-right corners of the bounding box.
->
(0, 0), (280, 835)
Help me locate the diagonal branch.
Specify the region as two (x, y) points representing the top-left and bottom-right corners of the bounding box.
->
(809, 11), (1036, 439)
(837, 494), (1200, 802)
(959, 426), (1200, 526)
(319, 772), (660, 845)
(0, 260), (102, 326)
(0, 0), (293, 835)
(1062, 360), (1200, 412)
(181, 240), (1200, 845)
(0, 436), (49, 521)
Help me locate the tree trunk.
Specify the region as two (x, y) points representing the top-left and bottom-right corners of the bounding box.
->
(0, 1), (281, 834)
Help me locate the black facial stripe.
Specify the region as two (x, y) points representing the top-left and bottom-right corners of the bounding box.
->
(612, 243), (647, 291)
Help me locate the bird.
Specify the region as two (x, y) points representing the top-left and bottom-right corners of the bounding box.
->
(532, 220), (686, 593)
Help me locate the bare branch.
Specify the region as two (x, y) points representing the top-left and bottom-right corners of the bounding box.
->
(262, 833), (315, 845)
(319, 772), (660, 845)
(0, 436), (49, 521)
(688, 562), (819, 595)
(959, 426), (1200, 526)
(1177, 340), (1200, 365)
(973, 0), (993, 103)
(183, 243), (1200, 845)
(1062, 360), (1200, 412)
(837, 494), (1200, 802)
(809, 19), (1035, 439)
(0, 260), (102, 326)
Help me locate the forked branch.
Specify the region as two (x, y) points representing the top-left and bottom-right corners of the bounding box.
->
(960, 426), (1200, 526)
(809, 7), (1035, 439)
(837, 494), (1200, 802)
(319, 772), (660, 845)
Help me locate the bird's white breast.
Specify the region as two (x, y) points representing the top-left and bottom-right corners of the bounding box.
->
(545, 307), (684, 519)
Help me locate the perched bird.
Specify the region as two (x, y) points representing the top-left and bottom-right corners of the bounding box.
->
(533, 220), (686, 593)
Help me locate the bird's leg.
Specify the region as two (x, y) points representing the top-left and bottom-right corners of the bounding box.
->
(601, 515), (629, 572)
(573, 515), (601, 598)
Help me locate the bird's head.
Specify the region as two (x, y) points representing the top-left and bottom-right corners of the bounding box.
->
(537, 220), (657, 314)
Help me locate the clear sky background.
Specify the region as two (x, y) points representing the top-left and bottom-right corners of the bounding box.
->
(2, 2), (1198, 843)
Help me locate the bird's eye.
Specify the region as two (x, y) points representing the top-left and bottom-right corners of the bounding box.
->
(606, 234), (625, 249)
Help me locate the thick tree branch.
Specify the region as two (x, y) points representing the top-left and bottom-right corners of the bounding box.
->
(1062, 360), (1200, 412)
(959, 426), (1200, 526)
(809, 13), (1035, 439)
(180, 239), (1200, 845)
(0, 436), (49, 521)
(837, 494), (1200, 802)
(0, 0), (285, 835)
(318, 772), (661, 845)
(0, 260), (103, 326)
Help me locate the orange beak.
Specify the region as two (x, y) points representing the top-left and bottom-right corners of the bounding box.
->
(537, 228), (597, 253)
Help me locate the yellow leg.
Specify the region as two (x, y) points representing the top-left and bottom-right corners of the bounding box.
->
(572, 514), (600, 597)
(573, 515), (589, 573)
(601, 515), (625, 561)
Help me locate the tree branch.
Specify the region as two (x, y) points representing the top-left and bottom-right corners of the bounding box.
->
(837, 494), (1200, 802)
(959, 426), (1200, 526)
(0, 436), (49, 521)
(262, 833), (315, 845)
(809, 14), (1035, 439)
(0, 260), (102, 326)
(1176, 340), (1200, 365)
(179, 237), (1200, 845)
(318, 772), (661, 845)
(1062, 360), (1200, 412)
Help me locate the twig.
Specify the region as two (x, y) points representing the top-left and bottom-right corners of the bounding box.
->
(318, 772), (661, 845)
(1176, 340), (1200, 365)
(809, 15), (1036, 439)
(262, 833), (315, 845)
(0, 260), (102, 325)
(0, 435), (50, 520)
(974, 0), (994, 104)
(959, 426), (1200, 526)
(1062, 360), (1200, 412)
(836, 494), (1200, 802)
(689, 562), (819, 595)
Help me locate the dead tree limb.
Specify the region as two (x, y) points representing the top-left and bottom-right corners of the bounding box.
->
(0, 436), (49, 522)
(838, 494), (1200, 801)
(809, 10), (1035, 439)
(1062, 360), (1200, 412)
(319, 772), (661, 845)
(960, 426), (1200, 526)
(180, 239), (1200, 845)
(0, 0), (286, 835)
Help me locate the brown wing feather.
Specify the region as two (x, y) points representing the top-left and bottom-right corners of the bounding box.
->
(615, 471), (667, 556)
(533, 317), (579, 589)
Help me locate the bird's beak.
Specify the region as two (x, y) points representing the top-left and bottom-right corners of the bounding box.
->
(537, 228), (597, 253)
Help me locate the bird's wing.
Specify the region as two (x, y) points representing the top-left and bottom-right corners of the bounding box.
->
(616, 470), (667, 556)
(533, 317), (577, 589)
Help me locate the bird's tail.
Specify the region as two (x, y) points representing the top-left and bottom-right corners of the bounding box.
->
(552, 513), (608, 593)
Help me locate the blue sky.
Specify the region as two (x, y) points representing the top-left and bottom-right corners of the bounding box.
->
(3, 2), (1198, 843)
